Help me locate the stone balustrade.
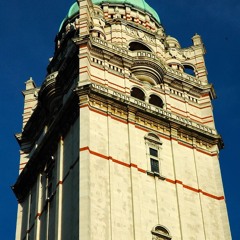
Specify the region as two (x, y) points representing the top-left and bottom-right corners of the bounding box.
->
(91, 37), (204, 87)
(91, 83), (218, 136)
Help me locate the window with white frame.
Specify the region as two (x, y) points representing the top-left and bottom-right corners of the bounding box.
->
(145, 133), (164, 178)
(149, 147), (159, 173)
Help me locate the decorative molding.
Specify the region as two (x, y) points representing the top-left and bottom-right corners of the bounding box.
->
(88, 83), (219, 137)
(151, 225), (172, 240)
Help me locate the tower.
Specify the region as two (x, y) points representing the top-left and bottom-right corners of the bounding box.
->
(12, 0), (232, 239)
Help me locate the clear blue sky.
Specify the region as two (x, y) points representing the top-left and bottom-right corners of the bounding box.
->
(0, 0), (239, 239)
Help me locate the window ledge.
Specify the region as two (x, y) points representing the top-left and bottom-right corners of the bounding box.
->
(147, 171), (166, 180)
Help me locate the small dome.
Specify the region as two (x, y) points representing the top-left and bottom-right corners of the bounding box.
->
(68, 2), (79, 18)
(59, 2), (79, 31)
(59, 0), (160, 31)
(166, 35), (181, 48)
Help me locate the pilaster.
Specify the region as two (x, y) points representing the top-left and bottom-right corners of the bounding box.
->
(55, 137), (64, 240)
(79, 90), (91, 240)
(78, 0), (93, 38)
(127, 107), (142, 240)
(192, 34), (208, 83)
(169, 123), (184, 239)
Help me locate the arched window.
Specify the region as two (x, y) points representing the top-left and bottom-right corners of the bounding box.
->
(151, 225), (172, 240)
(149, 94), (163, 108)
(131, 87), (145, 101)
(145, 133), (164, 179)
(129, 41), (151, 52)
(184, 65), (195, 76)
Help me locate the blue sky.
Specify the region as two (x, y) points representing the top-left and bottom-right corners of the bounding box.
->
(0, 0), (239, 239)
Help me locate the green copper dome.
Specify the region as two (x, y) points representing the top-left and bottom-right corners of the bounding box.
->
(92, 0), (160, 23)
(68, 2), (79, 17)
(59, 0), (160, 31)
(59, 2), (79, 31)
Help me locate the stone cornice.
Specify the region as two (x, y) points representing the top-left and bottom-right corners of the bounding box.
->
(22, 87), (40, 96)
(77, 83), (221, 142)
(76, 83), (223, 150)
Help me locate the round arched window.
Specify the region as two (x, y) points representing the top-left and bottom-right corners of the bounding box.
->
(131, 87), (145, 101)
(149, 94), (163, 108)
(184, 65), (195, 76)
(129, 42), (151, 52)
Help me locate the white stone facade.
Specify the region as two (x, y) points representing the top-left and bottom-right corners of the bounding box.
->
(13, 0), (231, 239)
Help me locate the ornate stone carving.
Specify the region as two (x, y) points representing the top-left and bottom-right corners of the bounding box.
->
(125, 25), (155, 43)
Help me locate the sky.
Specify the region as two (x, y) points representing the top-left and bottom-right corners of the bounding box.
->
(0, 0), (239, 239)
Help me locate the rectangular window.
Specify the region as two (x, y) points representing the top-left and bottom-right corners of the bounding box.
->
(150, 148), (158, 157)
(150, 158), (159, 173)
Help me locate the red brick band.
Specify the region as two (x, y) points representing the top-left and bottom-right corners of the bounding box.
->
(80, 146), (224, 201)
